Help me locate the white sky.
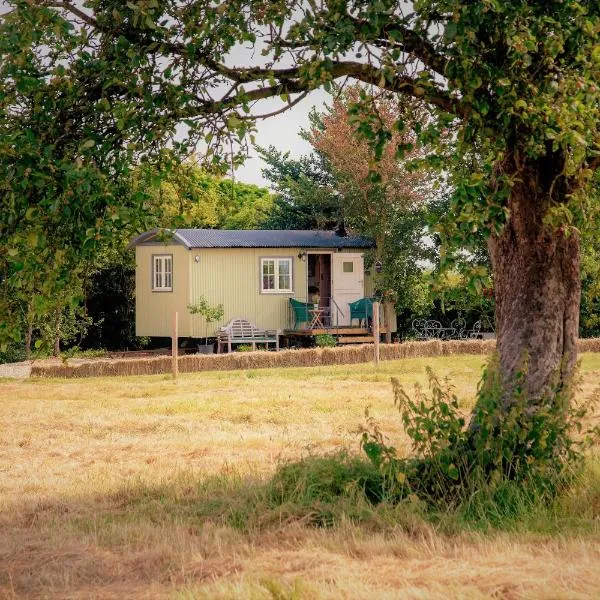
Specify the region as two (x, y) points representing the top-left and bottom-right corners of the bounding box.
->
(233, 90), (330, 189)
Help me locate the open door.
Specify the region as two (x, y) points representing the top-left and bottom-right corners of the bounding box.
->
(331, 253), (365, 326)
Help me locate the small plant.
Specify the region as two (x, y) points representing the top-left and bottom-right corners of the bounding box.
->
(236, 344), (253, 352)
(315, 333), (337, 348)
(60, 347), (108, 362)
(187, 296), (224, 345)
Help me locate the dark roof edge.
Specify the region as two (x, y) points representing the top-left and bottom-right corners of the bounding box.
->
(129, 229), (375, 249)
(127, 228), (191, 249)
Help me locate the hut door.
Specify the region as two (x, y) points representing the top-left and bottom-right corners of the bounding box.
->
(331, 253), (364, 326)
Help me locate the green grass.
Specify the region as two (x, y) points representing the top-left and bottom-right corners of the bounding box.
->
(0, 354), (599, 598)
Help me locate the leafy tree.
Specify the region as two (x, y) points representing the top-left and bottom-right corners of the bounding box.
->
(260, 89), (436, 338)
(22, 0), (599, 402)
(259, 147), (341, 230)
(216, 178), (274, 230)
(137, 160), (274, 230)
(306, 86), (432, 340)
(3, 1), (600, 478)
(0, 2), (161, 348)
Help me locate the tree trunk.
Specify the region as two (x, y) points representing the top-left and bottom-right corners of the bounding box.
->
(383, 301), (394, 343)
(25, 321), (33, 360)
(487, 160), (580, 403)
(53, 307), (61, 357)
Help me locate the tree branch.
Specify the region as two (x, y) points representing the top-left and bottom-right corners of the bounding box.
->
(39, 4), (462, 118)
(182, 61), (461, 120)
(40, 1), (98, 27)
(348, 16), (448, 76)
(237, 91), (310, 121)
(275, 15), (448, 77)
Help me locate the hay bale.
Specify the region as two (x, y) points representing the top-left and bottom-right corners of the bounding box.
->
(578, 338), (600, 353)
(29, 336), (600, 379)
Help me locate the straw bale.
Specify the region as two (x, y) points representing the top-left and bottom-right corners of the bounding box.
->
(578, 338), (600, 354)
(29, 338), (599, 379)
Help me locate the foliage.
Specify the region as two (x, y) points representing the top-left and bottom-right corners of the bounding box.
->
(137, 159), (274, 230)
(259, 90), (436, 319)
(59, 347), (107, 361)
(188, 296), (224, 344)
(580, 172), (600, 337)
(39, 297), (94, 356)
(258, 147), (340, 230)
(314, 334), (337, 348)
(79, 263), (138, 351)
(235, 344), (253, 353)
(0, 342), (27, 365)
(361, 361), (599, 505)
(306, 86), (435, 316)
(0, 2), (163, 348)
(270, 452), (385, 512)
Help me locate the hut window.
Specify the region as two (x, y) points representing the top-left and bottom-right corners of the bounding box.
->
(261, 258), (293, 293)
(152, 254), (173, 291)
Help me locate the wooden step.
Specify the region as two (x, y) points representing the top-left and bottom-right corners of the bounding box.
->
(337, 336), (377, 344)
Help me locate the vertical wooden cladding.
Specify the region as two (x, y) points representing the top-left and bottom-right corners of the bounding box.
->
(134, 244), (379, 338)
(189, 248), (307, 337)
(135, 244), (191, 337)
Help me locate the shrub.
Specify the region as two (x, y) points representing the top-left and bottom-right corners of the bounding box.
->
(360, 357), (600, 508)
(60, 347), (107, 361)
(0, 342), (26, 365)
(315, 333), (337, 347)
(236, 344), (253, 352)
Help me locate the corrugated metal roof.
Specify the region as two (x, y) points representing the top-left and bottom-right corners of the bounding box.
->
(130, 229), (375, 249)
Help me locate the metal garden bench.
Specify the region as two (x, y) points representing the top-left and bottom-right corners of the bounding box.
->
(216, 318), (280, 353)
(412, 318), (493, 340)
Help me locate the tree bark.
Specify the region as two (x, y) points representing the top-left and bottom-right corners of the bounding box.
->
(487, 158), (580, 403)
(383, 301), (394, 343)
(25, 321), (33, 360)
(53, 307), (61, 357)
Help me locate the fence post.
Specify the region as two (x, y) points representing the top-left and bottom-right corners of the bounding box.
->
(373, 301), (380, 366)
(172, 311), (178, 380)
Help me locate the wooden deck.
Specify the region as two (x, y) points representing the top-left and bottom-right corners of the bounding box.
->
(283, 326), (386, 337)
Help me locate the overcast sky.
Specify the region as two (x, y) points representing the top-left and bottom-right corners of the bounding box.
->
(233, 90), (331, 189)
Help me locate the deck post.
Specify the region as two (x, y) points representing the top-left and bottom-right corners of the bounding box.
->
(373, 301), (380, 366)
(172, 311), (179, 380)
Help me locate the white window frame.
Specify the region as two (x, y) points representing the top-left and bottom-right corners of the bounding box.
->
(260, 257), (293, 294)
(152, 254), (173, 292)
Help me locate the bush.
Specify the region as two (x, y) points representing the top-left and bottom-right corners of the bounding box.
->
(360, 357), (600, 508)
(60, 347), (108, 360)
(0, 342), (26, 365)
(315, 333), (337, 347)
(236, 344), (253, 352)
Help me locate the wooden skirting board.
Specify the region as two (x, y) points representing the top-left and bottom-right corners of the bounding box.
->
(337, 336), (378, 344)
(284, 327), (387, 336)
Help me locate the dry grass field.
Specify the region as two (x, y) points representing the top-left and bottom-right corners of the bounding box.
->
(1, 354), (599, 599)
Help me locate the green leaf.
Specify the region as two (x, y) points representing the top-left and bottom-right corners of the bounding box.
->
(447, 464), (459, 480)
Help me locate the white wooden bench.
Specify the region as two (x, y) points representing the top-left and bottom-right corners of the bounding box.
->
(216, 319), (280, 353)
